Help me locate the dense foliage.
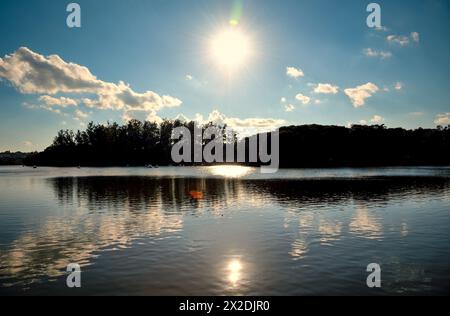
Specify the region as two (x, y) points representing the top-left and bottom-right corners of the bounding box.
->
(0, 152), (29, 165)
(279, 124), (450, 167)
(24, 120), (450, 167)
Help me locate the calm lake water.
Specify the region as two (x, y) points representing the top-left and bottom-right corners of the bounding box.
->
(0, 166), (450, 295)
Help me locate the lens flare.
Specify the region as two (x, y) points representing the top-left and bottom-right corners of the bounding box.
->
(229, 0), (243, 26)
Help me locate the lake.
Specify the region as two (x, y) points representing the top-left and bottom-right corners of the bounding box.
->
(0, 165), (450, 295)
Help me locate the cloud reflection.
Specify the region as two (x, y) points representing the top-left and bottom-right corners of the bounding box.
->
(1, 174), (446, 292)
(319, 220), (343, 244)
(349, 206), (383, 240)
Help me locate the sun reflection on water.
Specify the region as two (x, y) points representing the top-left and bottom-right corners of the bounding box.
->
(227, 259), (243, 287)
(208, 165), (252, 178)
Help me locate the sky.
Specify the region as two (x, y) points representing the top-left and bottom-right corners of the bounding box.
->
(0, 0), (449, 152)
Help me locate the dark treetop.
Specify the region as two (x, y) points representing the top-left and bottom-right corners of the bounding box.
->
(24, 120), (450, 168)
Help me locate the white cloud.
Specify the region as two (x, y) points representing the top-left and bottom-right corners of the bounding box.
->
(387, 35), (410, 46)
(23, 102), (63, 115)
(75, 109), (88, 119)
(364, 48), (376, 57)
(226, 116), (285, 130)
(280, 97), (286, 103)
(394, 82), (403, 90)
(286, 67), (304, 79)
(344, 82), (379, 108)
(202, 110), (227, 126)
(121, 110), (134, 122)
(23, 141), (33, 147)
(295, 93), (311, 105)
(146, 111), (163, 124)
(0, 47), (105, 94)
(387, 32), (420, 46)
(313, 83), (339, 94)
(180, 110), (286, 136)
(185, 75), (193, 81)
(314, 99), (322, 105)
(370, 115), (384, 123)
(375, 26), (389, 32)
(0, 47), (182, 119)
(347, 120), (370, 127)
(411, 32), (420, 43)
(174, 114), (190, 122)
(285, 104), (295, 112)
(121, 109), (163, 124)
(348, 115), (385, 127)
(39, 95), (77, 107)
(364, 48), (392, 60)
(81, 81), (182, 111)
(434, 113), (450, 126)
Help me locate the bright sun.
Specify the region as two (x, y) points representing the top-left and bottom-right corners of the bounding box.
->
(210, 27), (252, 73)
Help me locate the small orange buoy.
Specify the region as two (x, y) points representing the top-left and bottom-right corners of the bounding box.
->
(189, 191), (204, 200)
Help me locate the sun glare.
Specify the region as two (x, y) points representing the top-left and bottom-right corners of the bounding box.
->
(209, 165), (252, 178)
(210, 27), (252, 73)
(227, 259), (243, 286)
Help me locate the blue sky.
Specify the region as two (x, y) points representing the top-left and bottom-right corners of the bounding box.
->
(0, 0), (449, 151)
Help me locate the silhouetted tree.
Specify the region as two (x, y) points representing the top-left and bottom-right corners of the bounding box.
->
(24, 121), (450, 168)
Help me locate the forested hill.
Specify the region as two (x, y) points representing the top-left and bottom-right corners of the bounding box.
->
(24, 120), (450, 168)
(278, 124), (450, 167)
(0, 152), (29, 165)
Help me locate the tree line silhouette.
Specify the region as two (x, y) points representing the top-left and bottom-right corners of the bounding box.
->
(0, 152), (28, 165)
(24, 119), (450, 167)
